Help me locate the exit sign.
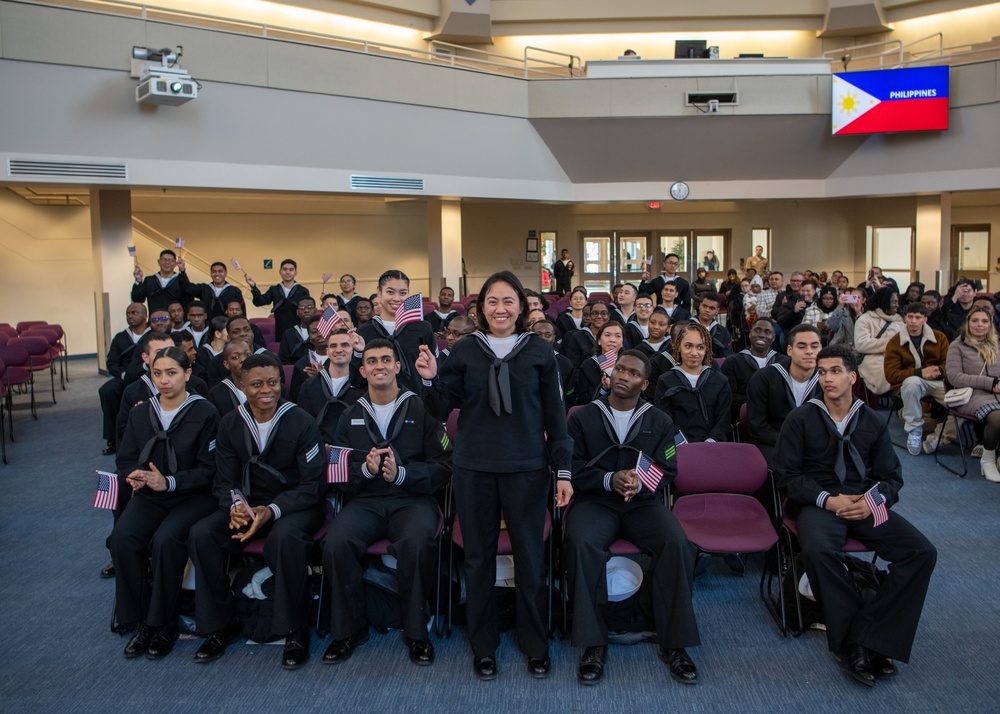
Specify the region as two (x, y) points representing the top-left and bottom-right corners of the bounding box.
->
(648, 201), (661, 210)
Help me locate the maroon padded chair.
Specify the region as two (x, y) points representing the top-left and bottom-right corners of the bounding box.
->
(0, 343), (34, 426)
(671, 442), (783, 632)
(451, 303), (466, 316)
(444, 409), (459, 441)
(0, 325), (17, 339)
(9, 335), (55, 405)
(34, 323), (68, 385)
(16, 321), (47, 334)
(777, 500), (873, 637)
(0, 334), (8, 347)
(281, 364), (294, 387)
(25, 327), (64, 391)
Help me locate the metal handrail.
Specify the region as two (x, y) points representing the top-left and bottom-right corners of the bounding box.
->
(17, 0), (581, 80)
(524, 46), (584, 77)
(430, 40), (581, 78)
(130, 217), (250, 295)
(824, 38), (903, 71)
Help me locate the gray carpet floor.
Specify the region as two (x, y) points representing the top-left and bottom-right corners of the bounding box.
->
(1, 360), (998, 712)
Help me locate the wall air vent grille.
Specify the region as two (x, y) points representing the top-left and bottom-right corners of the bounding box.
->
(7, 160), (128, 180)
(350, 175), (424, 191)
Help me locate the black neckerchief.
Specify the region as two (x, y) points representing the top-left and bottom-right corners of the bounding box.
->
(137, 394), (204, 473)
(471, 332), (534, 416)
(237, 401), (296, 497)
(356, 391), (416, 447)
(806, 398), (867, 484)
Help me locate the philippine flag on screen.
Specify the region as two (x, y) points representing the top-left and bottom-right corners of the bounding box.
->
(832, 66), (949, 135)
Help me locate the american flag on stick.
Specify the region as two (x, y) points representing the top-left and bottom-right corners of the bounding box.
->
(635, 451), (664, 492)
(316, 306), (344, 339)
(127, 246), (137, 258)
(93, 471), (119, 510)
(174, 237), (185, 250)
(230, 258), (242, 271)
(394, 293), (423, 333)
(231, 488), (256, 522)
(862, 483), (889, 527)
(327, 445), (352, 483)
(598, 349), (618, 374)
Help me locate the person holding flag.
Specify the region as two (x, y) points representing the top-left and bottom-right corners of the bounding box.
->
(564, 349), (700, 686)
(131, 249), (191, 315)
(107, 345), (220, 660)
(570, 322), (624, 405)
(320, 339), (451, 667)
(297, 325), (365, 442)
(188, 353), (325, 670)
(774, 345), (937, 688)
(246, 258), (311, 339)
(186, 262), (246, 320)
(358, 270), (436, 394)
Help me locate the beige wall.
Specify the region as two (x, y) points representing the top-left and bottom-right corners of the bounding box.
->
(0, 190), (96, 354)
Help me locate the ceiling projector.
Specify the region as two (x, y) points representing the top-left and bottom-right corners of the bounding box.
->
(133, 46), (199, 107)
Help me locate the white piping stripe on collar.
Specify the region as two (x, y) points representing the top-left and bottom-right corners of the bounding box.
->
(772, 363), (819, 403)
(592, 400), (653, 444)
(471, 331), (532, 357)
(222, 378), (244, 400)
(358, 390), (416, 424)
(739, 348), (777, 362)
(807, 397), (864, 428)
(151, 393), (204, 431)
(141, 374), (158, 396)
(238, 401), (296, 453)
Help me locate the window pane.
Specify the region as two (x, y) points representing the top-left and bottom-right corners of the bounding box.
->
(695, 234), (725, 273)
(873, 226), (913, 271)
(959, 230), (989, 271)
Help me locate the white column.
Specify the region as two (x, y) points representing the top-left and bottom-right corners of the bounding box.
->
(427, 198), (464, 297)
(915, 194), (951, 292)
(90, 189), (133, 371)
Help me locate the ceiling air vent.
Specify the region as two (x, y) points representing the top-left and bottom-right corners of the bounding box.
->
(350, 175), (424, 192)
(7, 159), (128, 180)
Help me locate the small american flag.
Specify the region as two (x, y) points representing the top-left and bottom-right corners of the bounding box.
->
(644, 255), (652, 265)
(394, 293), (423, 332)
(863, 484), (889, 527)
(317, 306), (344, 339)
(174, 237), (185, 249)
(598, 349), (617, 373)
(127, 246), (137, 258)
(635, 451), (664, 492)
(231, 488), (256, 523)
(322, 273), (333, 283)
(230, 258), (241, 271)
(93, 471), (119, 510)
(327, 445), (352, 483)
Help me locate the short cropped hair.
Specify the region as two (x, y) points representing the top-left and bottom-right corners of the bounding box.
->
(817, 345), (858, 373)
(241, 353), (281, 374)
(617, 348), (652, 379)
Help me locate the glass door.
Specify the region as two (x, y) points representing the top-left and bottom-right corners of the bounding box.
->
(619, 233), (651, 287)
(582, 233), (614, 294)
(657, 234), (691, 278)
(871, 226), (915, 290)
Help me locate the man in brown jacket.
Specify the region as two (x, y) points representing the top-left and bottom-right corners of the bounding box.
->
(884, 302), (953, 455)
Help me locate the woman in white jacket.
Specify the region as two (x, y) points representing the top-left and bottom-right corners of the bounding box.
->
(854, 287), (904, 395)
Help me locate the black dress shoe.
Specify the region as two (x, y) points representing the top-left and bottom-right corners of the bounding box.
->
(405, 638), (435, 666)
(195, 622), (242, 664)
(146, 625), (179, 660)
(659, 647), (699, 684)
(282, 627), (310, 670)
(832, 643), (876, 687)
(123, 624), (154, 659)
(322, 627), (369, 665)
(867, 650), (897, 679)
(473, 655), (498, 681)
(100, 562), (115, 579)
(577, 646), (607, 685)
(723, 553), (746, 576)
(527, 656), (551, 679)
(102, 441), (116, 455)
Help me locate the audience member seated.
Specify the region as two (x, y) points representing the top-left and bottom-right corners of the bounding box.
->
(571, 322), (625, 406)
(289, 315), (327, 401)
(692, 293), (733, 359)
(609, 283), (638, 327)
(557, 287), (589, 339)
(426, 286), (460, 336)
(920, 290), (954, 342)
(654, 322), (732, 442)
(722, 317), (788, 426)
(657, 282), (690, 325)
(278, 296), (317, 366)
(883, 302), (955, 456)
(563, 301), (610, 369)
(565, 350), (700, 686)
(189, 354), (326, 669)
(945, 306), (1000, 482)
(531, 318), (575, 406)
(98, 302), (149, 455)
(640, 253), (691, 311)
(197, 316), (229, 376)
(321, 339), (451, 667)
(110, 346), (219, 661)
(854, 287), (903, 396)
(296, 328), (365, 443)
(774, 345), (936, 688)
(207, 340), (251, 418)
(746, 324), (822, 466)
(625, 293), (655, 348)
(635, 307), (673, 401)
(691, 269), (716, 307)
(858, 266), (900, 297)
(900, 281), (924, 308)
